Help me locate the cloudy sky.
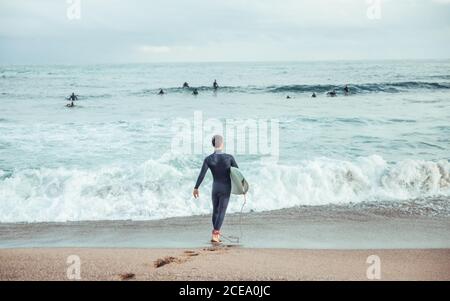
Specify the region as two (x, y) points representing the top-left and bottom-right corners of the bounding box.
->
(0, 0), (449, 64)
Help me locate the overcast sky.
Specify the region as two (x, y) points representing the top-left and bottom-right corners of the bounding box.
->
(0, 0), (449, 64)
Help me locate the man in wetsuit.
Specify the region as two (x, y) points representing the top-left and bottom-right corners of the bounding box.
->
(213, 80), (219, 90)
(193, 135), (239, 243)
(344, 85), (350, 95)
(65, 93), (78, 107)
(66, 92), (78, 101)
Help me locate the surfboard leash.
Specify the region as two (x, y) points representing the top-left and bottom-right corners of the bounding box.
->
(220, 193), (247, 244)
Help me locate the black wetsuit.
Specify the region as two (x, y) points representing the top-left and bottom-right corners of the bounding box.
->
(195, 151), (238, 231)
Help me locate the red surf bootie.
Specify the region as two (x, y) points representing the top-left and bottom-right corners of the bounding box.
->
(211, 230), (221, 243)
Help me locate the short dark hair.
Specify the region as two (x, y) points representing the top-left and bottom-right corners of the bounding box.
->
(211, 135), (223, 147)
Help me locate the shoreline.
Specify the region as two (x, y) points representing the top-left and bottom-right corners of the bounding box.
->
(1, 248), (449, 281)
(1, 206), (449, 249)
(2, 206), (449, 280)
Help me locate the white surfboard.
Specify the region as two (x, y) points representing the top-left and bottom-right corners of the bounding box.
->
(230, 167), (249, 195)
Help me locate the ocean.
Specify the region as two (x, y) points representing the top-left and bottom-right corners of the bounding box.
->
(0, 60), (449, 224)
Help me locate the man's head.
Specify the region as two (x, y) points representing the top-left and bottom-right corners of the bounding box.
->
(212, 134), (224, 150)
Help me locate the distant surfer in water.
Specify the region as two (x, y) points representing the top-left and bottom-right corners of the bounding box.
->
(192, 88), (199, 95)
(66, 92), (78, 101)
(193, 135), (239, 243)
(158, 89), (165, 95)
(312, 92), (317, 98)
(65, 92), (78, 107)
(183, 82), (189, 88)
(344, 85), (350, 95)
(327, 89), (337, 97)
(213, 80), (219, 90)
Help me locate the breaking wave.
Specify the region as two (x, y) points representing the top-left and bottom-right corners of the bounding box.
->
(0, 155), (449, 223)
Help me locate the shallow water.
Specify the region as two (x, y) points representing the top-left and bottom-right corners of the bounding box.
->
(1, 209), (449, 249)
(0, 60), (449, 223)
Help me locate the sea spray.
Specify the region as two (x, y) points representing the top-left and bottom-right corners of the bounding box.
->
(0, 155), (449, 223)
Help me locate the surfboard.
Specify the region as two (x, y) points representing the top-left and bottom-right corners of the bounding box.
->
(230, 167), (249, 195)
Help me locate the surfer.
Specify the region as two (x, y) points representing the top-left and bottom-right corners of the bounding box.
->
(193, 135), (239, 243)
(344, 85), (350, 95)
(327, 89), (337, 97)
(213, 80), (219, 90)
(192, 88), (199, 95)
(158, 89), (165, 95)
(66, 92), (78, 101)
(312, 92), (317, 98)
(183, 82), (190, 88)
(65, 92), (78, 107)
(286, 95), (291, 99)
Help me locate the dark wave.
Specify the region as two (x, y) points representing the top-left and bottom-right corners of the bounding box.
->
(131, 85), (249, 96)
(267, 81), (450, 94)
(132, 81), (450, 96)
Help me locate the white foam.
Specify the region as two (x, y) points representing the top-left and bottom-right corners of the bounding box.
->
(0, 155), (449, 223)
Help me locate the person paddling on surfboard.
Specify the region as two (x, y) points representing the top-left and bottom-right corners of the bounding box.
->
(193, 135), (239, 243)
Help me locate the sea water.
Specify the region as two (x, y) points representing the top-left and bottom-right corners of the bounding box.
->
(0, 60), (449, 223)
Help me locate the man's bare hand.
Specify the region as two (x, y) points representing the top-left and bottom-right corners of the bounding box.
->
(193, 189), (199, 198)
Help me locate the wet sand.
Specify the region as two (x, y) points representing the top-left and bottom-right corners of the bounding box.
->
(1, 206), (449, 249)
(1, 206), (449, 281)
(1, 247), (449, 280)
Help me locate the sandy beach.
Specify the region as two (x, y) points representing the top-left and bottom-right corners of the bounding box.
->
(2, 208), (449, 281)
(1, 248), (449, 281)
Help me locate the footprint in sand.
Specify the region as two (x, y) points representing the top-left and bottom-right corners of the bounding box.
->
(183, 250), (200, 257)
(203, 244), (236, 252)
(118, 273), (135, 280)
(154, 248), (225, 269)
(154, 256), (182, 268)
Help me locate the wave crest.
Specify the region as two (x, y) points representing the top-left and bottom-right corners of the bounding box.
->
(0, 155), (449, 222)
